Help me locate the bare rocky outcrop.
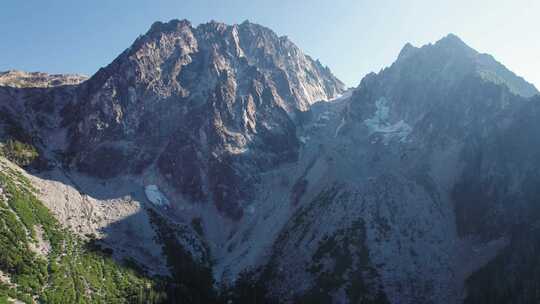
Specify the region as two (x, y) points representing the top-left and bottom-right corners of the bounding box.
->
(26, 168), (172, 275)
(0, 70), (87, 88)
(28, 225), (51, 257)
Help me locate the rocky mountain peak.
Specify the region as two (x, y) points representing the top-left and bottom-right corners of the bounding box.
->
(148, 19), (193, 34)
(435, 33), (474, 51)
(345, 33), (538, 155)
(64, 19), (344, 220)
(397, 42), (418, 61)
(391, 34), (538, 98)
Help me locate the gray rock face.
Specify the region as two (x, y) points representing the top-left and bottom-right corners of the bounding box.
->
(0, 71), (84, 161)
(0, 79), (79, 166)
(245, 35), (540, 303)
(275, 34), (540, 303)
(64, 19), (344, 219)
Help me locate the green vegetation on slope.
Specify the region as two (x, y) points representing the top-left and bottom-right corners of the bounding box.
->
(147, 209), (216, 303)
(0, 157), (384, 303)
(0, 157), (259, 304)
(256, 186), (389, 303)
(299, 219), (389, 304)
(0, 160), (164, 303)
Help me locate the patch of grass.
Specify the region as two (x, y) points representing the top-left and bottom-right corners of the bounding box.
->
(0, 161), (164, 303)
(0, 157), (281, 303)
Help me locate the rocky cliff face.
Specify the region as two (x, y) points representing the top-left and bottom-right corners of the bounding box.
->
(63, 19), (344, 220)
(276, 34), (539, 303)
(1, 22), (540, 304)
(0, 74), (82, 166)
(253, 34), (540, 303)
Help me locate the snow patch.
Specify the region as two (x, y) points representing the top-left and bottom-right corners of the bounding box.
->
(335, 117), (345, 137)
(144, 185), (170, 206)
(364, 97), (412, 144)
(328, 89), (353, 103)
(318, 112), (330, 121)
(299, 136), (310, 144)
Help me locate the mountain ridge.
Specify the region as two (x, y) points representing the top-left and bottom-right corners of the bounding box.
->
(393, 33), (538, 98)
(1, 20), (540, 304)
(0, 70), (88, 88)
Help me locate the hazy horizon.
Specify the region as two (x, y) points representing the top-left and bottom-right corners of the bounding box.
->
(2, 0), (538, 89)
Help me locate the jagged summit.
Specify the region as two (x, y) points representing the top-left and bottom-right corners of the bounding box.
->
(392, 34), (538, 98)
(92, 19), (344, 108)
(436, 33), (471, 48)
(397, 42), (418, 61)
(148, 19), (192, 32)
(65, 19), (344, 220)
(397, 33), (472, 60)
(430, 33), (478, 59)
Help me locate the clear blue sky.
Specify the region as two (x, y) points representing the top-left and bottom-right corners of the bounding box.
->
(1, 0), (538, 88)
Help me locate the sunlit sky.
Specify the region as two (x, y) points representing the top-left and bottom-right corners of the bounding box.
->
(1, 0), (538, 88)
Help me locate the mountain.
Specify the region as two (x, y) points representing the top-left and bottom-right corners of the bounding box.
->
(1, 20), (540, 304)
(270, 34), (540, 303)
(64, 19), (344, 219)
(0, 158), (163, 303)
(395, 34), (538, 98)
(0, 19), (345, 303)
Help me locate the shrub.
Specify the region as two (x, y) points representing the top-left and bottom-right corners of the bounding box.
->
(0, 139), (38, 166)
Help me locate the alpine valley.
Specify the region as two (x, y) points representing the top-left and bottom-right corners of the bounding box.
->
(0, 19), (539, 304)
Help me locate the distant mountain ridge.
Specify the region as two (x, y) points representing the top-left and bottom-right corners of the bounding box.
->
(396, 34), (538, 98)
(0, 70), (88, 88)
